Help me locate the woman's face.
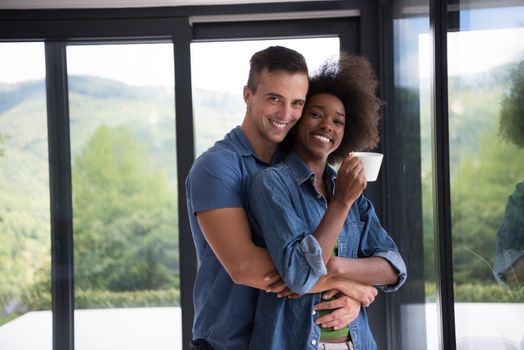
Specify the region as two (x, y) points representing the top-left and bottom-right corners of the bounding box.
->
(293, 92), (346, 163)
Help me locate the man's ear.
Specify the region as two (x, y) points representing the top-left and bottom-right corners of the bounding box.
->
(243, 85), (251, 103)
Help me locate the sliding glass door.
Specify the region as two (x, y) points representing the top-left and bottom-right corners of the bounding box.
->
(66, 43), (181, 350)
(447, 3), (524, 348)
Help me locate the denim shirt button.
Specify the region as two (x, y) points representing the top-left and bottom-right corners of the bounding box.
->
(312, 309), (316, 315)
(311, 339), (317, 345)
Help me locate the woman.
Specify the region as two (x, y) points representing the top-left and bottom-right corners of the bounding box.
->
(247, 54), (407, 350)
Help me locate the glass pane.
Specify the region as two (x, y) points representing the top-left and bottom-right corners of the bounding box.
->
(0, 42), (51, 350)
(391, 3), (438, 349)
(191, 38), (340, 157)
(448, 4), (524, 349)
(67, 43), (181, 350)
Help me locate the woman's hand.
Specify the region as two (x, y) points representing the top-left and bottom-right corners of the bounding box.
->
(332, 153), (367, 206)
(323, 278), (378, 307)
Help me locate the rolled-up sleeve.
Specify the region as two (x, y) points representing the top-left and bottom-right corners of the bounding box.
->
(494, 248), (524, 286)
(372, 250), (407, 292)
(357, 195), (407, 292)
(248, 169), (326, 295)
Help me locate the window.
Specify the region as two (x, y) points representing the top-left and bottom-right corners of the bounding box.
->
(390, 2), (524, 349)
(66, 43), (181, 350)
(0, 42), (51, 350)
(447, 4), (524, 348)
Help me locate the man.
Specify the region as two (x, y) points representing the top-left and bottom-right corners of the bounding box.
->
(186, 46), (311, 350)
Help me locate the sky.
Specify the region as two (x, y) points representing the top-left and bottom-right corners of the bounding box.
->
(418, 27), (524, 81)
(0, 38), (340, 94)
(1, 28), (523, 91)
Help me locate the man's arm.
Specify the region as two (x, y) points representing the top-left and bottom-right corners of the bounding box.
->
(199, 207), (372, 331)
(197, 207), (281, 290)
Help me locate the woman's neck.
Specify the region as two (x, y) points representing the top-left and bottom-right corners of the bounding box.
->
(294, 149), (329, 198)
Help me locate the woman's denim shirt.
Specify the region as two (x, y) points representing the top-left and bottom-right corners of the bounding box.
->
(247, 151), (407, 350)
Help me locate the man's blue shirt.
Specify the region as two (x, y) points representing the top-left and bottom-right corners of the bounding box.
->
(185, 126), (282, 349)
(247, 151), (407, 350)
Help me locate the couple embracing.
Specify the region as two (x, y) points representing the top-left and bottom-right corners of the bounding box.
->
(186, 46), (407, 350)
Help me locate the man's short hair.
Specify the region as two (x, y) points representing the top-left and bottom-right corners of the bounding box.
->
(247, 46), (308, 93)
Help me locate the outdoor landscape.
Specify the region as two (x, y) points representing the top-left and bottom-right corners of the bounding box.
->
(1, 59), (523, 327)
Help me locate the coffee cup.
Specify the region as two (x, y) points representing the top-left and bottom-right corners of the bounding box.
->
(353, 152), (383, 182)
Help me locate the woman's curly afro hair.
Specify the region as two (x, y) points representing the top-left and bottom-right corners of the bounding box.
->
(304, 53), (384, 164)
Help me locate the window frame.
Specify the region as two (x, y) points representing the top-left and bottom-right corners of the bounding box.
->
(7, 0), (506, 349)
(0, 2), (384, 350)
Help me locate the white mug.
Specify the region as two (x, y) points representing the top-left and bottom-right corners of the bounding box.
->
(353, 152), (384, 182)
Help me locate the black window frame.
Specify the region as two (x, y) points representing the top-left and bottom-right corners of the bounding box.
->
(0, 0), (472, 349)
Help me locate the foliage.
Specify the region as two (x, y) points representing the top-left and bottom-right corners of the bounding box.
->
(72, 125), (179, 293)
(425, 282), (524, 303)
(418, 61), (524, 287)
(0, 76), (181, 326)
(498, 59), (524, 148)
(4, 68), (522, 329)
(451, 130), (524, 284)
(75, 288), (180, 308)
(0, 88), (51, 326)
(21, 287), (180, 310)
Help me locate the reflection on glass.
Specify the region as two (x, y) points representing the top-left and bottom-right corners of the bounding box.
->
(392, 4), (438, 349)
(448, 4), (524, 349)
(494, 59), (524, 289)
(67, 43), (181, 350)
(0, 42), (51, 350)
(190, 38), (340, 156)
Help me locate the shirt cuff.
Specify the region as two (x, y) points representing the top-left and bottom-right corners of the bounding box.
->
(373, 250), (407, 292)
(298, 235), (327, 277)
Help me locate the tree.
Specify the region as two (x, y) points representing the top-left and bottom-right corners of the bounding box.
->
(498, 59), (524, 148)
(72, 124), (178, 293)
(451, 130), (524, 284)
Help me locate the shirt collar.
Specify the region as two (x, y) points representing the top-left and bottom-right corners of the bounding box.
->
(227, 126), (285, 165)
(283, 151), (337, 186)
(227, 126), (255, 157)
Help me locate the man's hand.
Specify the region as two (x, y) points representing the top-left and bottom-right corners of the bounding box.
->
(264, 270), (291, 294)
(314, 293), (361, 330)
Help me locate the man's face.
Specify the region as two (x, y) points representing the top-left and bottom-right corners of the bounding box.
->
(244, 68), (309, 145)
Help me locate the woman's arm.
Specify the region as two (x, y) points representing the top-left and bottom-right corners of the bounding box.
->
(326, 256), (399, 286)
